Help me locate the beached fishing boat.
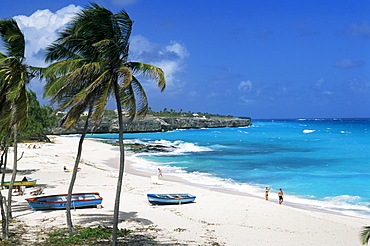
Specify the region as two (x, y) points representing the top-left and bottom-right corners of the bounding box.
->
(3, 177), (37, 188)
(64, 167), (82, 172)
(25, 192), (103, 211)
(147, 193), (196, 205)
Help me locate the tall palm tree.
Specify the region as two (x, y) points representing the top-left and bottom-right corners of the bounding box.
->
(0, 18), (31, 238)
(43, 4), (166, 244)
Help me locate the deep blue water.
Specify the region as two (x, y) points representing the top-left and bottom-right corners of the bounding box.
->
(86, 118), (370, 218)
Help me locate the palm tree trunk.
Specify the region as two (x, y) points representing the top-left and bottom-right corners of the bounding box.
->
(112, 81), (126, 246)
(7, 124), (18, 220)
(66, 108), (92, 235)
(0, 191), (8, 239)
(0, 136), (9, 239)
(1, 135), (9, 188)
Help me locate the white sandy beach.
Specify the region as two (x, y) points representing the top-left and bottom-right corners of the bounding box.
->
(3, 135), (369, 245)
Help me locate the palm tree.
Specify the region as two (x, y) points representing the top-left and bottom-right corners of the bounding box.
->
(43, 4), (166, 244)
(361, 226), (370, 245)
(0, 18), (31, 239)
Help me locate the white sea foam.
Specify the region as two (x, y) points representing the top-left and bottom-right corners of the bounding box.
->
(340, 130), (351, 134)
(302, 129), (315, 133)
(146, 139), (212, 155)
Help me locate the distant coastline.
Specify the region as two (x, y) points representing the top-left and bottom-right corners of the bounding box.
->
(49, 116), (252, 134)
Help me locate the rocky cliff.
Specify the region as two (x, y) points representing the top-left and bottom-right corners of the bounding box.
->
(49, 116), (252, 134)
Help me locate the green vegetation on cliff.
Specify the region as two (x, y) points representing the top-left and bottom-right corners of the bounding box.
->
(148, 108), (235, 118)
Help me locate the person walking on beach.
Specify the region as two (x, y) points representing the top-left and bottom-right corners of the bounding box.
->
(158, 168), (163, 178)
(278, 188), (284, 204)
(265, 187), (271, 200)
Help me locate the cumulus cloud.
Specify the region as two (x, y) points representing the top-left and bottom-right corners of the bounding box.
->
(8, 5), (188, 104)
(129, 35), (189, 90)
(238, 80), (253, 92)
(7, 4), (188, 106)
(14, 4), (82, 67)
(333, 59), (364, 69)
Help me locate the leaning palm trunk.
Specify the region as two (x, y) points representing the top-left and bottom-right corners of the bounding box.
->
(66, 109), (92, 235)
(1, 136), (9, 188)
(112, 82), (126, 246)
(0, 136), (9, 239)
(7, 124), (18, 220)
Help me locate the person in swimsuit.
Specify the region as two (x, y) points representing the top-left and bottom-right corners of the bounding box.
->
(158, 168), (163, 178)
(265, 187), (271, 200)
(278, 188), (284, 204)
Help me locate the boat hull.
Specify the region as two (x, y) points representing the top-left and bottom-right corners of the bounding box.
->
(147, 194), (196, 205)
(3, 179), (37, 188)
(25, 192), (103, 211)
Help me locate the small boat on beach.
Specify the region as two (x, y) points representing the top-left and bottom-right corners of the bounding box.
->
(147, 193), (196, 205)
(25, 192), (103, 211)
(64, 166), (82, 172)
(3, 177), (37, 188)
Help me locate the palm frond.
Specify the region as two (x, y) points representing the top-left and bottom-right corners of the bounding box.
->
(126, 62), (166, 91)
(45, 43), (83, 63)
(0, 18), (25, 58)
(119, 84), (136, 123)
(90, 82), (111, 130)
(117, 66), (132, 87)
(361, 226), (370, 245)
(130, 76), (148, 118)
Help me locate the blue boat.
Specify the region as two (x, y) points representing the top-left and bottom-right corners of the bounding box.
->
(147, 193), (196, 205)
(25, 192), (103, 211)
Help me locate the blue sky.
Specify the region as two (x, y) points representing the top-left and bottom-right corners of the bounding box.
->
(1, 1), (370, 119)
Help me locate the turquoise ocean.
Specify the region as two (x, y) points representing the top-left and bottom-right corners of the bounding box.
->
(87, 118), (370, 219)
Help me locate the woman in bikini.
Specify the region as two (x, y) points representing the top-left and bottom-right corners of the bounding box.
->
(265, 187), (271, 200)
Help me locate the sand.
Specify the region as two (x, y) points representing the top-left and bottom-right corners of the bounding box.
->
(3, 135), (369, 245)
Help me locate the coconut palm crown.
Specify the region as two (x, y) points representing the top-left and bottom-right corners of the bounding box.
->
(43, 3), (165, 128)
(0, 18), (30, 132)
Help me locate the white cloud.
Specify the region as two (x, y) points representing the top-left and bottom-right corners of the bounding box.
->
(165, 42), (189, 59)
(238, 80), (253, 92)
(15, 7), (189, 90)
(14, 4), (82, 67)
(322, 91), (333, 95)
(9, 5), (188, 102)
(130, 35), (189, 90)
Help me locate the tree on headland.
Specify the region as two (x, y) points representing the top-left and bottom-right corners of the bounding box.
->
(42, 3), (166, 244)
(19, 90), (56, 141)
(0, 18), (32, 239)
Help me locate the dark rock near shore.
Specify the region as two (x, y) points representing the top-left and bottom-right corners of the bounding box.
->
(48, 116), (252, 134)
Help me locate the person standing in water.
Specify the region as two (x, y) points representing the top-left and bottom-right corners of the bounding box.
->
(158, 168), (163, 178)
(278, 188), (284, 204)
(265, 187), (271, 200)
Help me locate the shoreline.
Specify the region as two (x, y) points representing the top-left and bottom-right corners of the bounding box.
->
(124, 154), (366, 221)
(5, 135), (369, 245)
(123, 149), (370, 221)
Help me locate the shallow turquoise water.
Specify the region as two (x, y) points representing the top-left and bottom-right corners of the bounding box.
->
(87, 118), (370, 218)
